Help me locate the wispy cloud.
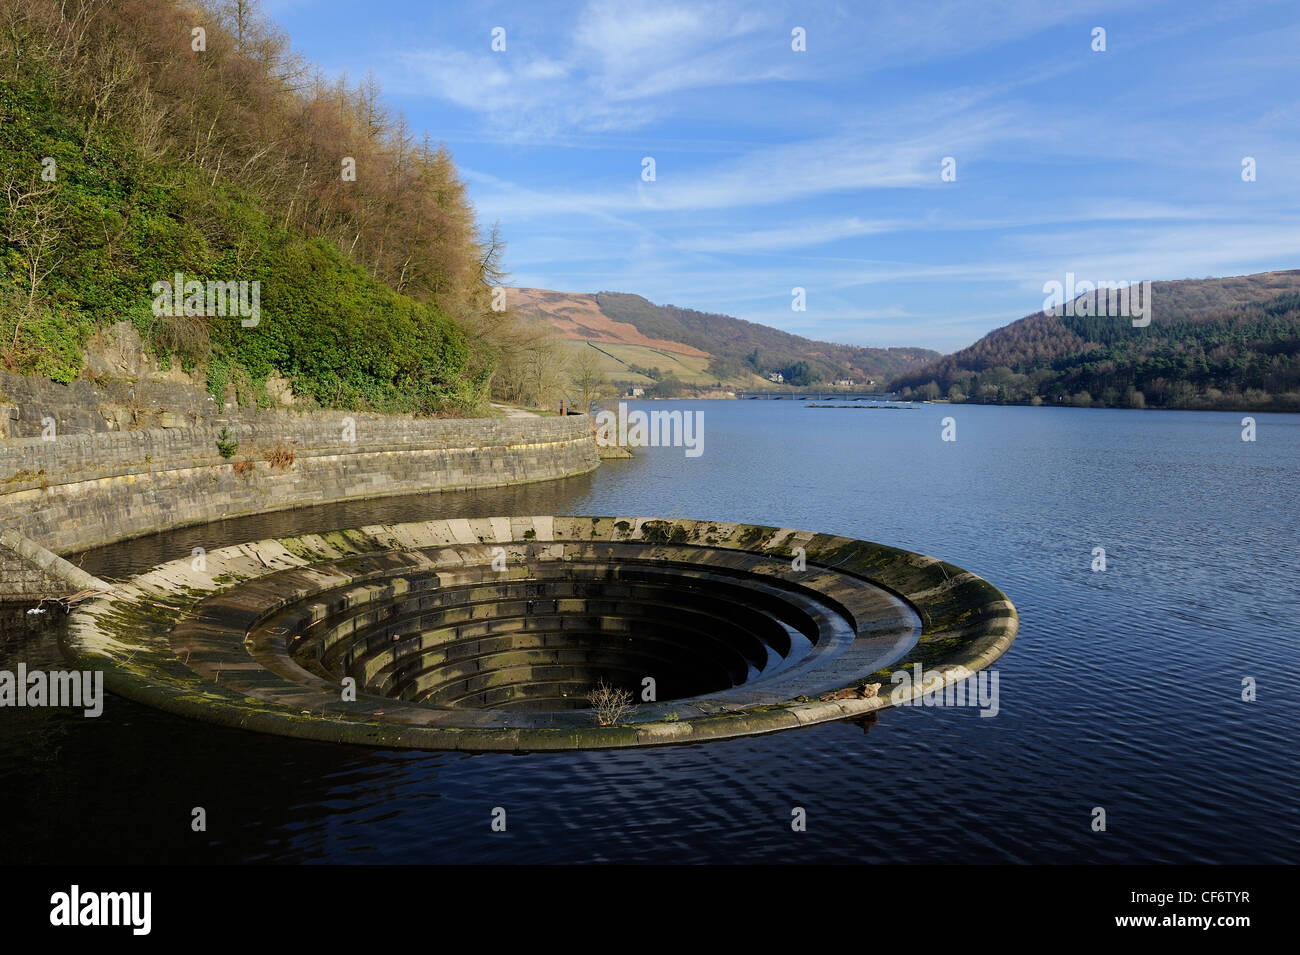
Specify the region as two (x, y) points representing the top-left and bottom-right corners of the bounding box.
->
(383, 0), (796, 139)
(468, 106), (1018, 220)
(676, 217), (896, 253)
(272, 0), (1300, 352)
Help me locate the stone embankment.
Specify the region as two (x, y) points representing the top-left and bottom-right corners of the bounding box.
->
(0, 412), (599, 601)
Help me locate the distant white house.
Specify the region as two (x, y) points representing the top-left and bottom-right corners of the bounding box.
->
(834, 379), (854, 387)
(767, 372), (785, 384)
(626, 386), (644, 397)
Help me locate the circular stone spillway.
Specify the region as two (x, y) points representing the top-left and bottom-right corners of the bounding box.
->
(67, 517), (1018, 751)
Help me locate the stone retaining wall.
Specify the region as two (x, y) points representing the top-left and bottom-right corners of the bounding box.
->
(0, 538), (73, 600)
(0, 529), (115, 602)
(0, 369), (218, 437)
(0, 414), (599, 598)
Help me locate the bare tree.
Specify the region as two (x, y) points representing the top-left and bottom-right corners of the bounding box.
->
(357, 69), (389, 142)
(2, 176), (64, 348)
(570, 343), (610, 414)
(479, 221), (508, 285)
(587, 680), (633, 726)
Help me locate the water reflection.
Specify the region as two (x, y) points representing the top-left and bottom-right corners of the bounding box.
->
(3, 403), (1298, 864)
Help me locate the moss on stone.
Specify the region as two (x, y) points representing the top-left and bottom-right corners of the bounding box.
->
(65, 514), (1017, 752)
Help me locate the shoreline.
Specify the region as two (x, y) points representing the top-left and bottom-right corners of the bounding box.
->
(616, 394), (1299, 413)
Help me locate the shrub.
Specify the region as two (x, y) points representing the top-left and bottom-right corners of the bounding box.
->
(264, 441), (294, 469)
(215, 426), (238, 458)
(587, 679), (634, 726)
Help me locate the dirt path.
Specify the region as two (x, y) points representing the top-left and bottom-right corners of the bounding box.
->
(490, 403), (540, 418)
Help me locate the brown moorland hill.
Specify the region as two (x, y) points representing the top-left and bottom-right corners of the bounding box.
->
(510, 288), (710, 357)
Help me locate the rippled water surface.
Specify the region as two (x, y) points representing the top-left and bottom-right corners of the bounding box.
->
(2, 401), (1297, 863)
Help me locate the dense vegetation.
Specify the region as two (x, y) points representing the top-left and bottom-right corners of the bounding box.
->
(0, 0), (510, 414)
(594, 292), (938, 387)
(747, 356), (819, 386)
(891, 272), (1300, 411)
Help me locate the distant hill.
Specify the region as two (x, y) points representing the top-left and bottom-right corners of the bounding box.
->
(890, 270), (1300, 411)
(510, 289), (709, 358)
(510, 288), (939, 392)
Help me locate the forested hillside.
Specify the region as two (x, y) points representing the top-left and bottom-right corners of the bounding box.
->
(0, 0), (513, 413)
(891, 271), (1300, 411)
(594, 292), (938, 386)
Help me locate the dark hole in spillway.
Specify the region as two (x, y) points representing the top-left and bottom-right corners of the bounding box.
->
(68, 517), (1012, 751)
(282, 560), (822, 711)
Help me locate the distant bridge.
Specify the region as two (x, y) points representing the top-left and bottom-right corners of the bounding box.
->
(734, 391), (903, 401)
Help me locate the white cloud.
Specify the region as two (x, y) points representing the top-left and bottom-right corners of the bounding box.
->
(573, 0), (788, 100)
(677, 217), (896, 253)
(326, 0), (1300, 353)
(469, 107), (1017, 222)
(382, 0), (795, 139)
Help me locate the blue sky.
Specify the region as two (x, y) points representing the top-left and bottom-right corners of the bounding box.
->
(264, 0), (1300, 352)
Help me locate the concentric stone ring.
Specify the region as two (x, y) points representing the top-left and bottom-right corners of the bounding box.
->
(66, 517), (1018, 751)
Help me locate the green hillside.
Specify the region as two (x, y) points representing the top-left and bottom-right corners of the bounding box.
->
(0, 0), (497, 414)
(560, 339), (770, 391)
(891, 271), (1300, 411)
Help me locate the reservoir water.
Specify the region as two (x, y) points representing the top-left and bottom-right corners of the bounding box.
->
(2, 401), (1297, 863)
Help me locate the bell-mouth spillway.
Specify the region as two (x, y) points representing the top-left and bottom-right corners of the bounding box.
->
(65, 517), (1018, 751)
